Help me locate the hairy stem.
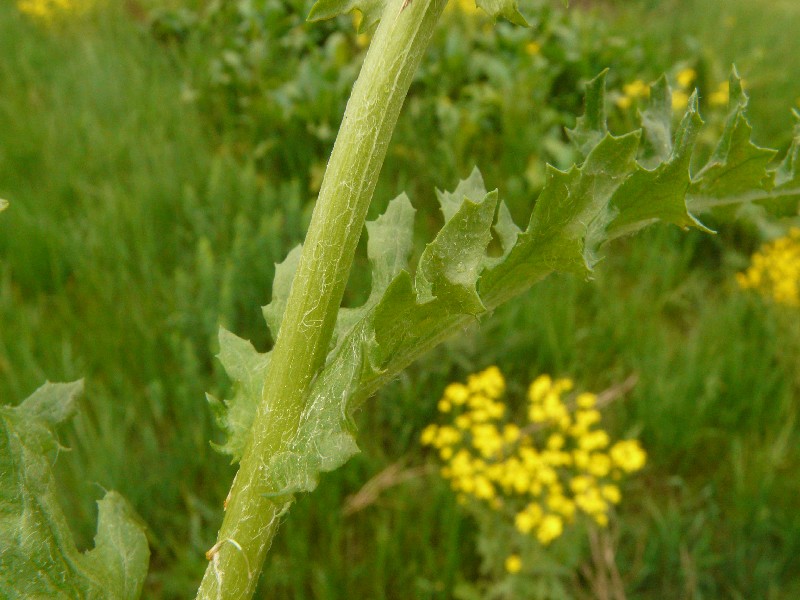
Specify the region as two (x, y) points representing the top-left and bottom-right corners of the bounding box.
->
(196, 0), (446, 598)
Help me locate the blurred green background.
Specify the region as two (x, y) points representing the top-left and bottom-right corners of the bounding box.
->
(1, 0), (799, 597)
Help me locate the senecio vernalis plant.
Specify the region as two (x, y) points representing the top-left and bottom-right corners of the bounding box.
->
(3, 0), (800, 597)
(421, 367), (646, 559)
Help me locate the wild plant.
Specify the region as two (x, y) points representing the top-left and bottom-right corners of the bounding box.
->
(2, 1), (799, 598)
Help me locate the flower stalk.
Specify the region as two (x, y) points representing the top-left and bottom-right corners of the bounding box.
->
(196, 0), (447, 597)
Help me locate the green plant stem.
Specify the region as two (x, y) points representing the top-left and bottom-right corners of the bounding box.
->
(196, 1), (446, 597)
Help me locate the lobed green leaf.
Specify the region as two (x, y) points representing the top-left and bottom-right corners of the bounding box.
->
(211, 69), (800, 500)
(689, 69), (777, 210)
(209, 329), (271, 461)
(0, 382), (149, 600)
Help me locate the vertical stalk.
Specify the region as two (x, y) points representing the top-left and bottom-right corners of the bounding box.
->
(197, 0), (446, 597)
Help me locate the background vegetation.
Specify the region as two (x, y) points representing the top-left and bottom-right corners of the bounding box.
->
(1, 0), (799, 597)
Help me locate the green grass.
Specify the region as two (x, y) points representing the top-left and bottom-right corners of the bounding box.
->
(608, 0), (800, 149)
(2, 0), (799, 598)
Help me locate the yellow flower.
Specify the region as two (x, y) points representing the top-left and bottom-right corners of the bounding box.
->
(425, 369), (647, 548)
(610, 440), (647, 472)
(528, 405), (546, 423)
(615, 95), (632, 110)
(623, 79), (650, 99)
(444, 382), (470, 405)
(570, 475), (592, 494)
(503, 423), (521, 443)
(473, 475), (496, 500)
(672, 90), (689, 111)
(420, 424), (438, 446)
(546, 433), (565, 450)
(601, 484), (621, 504)
(737, 229), (800, 306)
(537, 514), (564, 545)
(455, 414), (472, 429)
(515, 503), (543, 533)
(708, 81), (729, 107)
(579, 429), (610, 451)
(525, 41), (541, 56)
(576, 393), (597, 409)
(18, 0), (96, 23)
(587, 453), (612, 477)
(528, 374), (552, 403)
(505, 553), (523, 574)
(676, 68), (697, 89)
(548, 494), (576, 519)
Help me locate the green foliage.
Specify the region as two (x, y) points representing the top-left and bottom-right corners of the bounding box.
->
(4, 0), (800, 597)
(149, 0), (360, 185)
(0, 381), (148, 599)
(211, 70), (799, 512)
(456, 509), (585, 600)
(0, 6), (306, 594)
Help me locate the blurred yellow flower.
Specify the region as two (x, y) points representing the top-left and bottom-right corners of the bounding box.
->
(615, 95), (633, 110)
(504, 553), (523, 573)
(525, 41), (542, 56)
(18, 0), (96, 23)
(610, 439), (647, 472)
(616, 79), (649, 110)
(676, 68), (697, 89)
(708, 81), (730, 107)
(737, 228), (800, 306)
(537, 514), (564, 544)
(623, 80), (649, 99)
(672, 90), (689, 111)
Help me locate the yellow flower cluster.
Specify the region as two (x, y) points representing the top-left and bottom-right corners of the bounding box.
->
(736, 228), (800, 307)
(616, 68), (731, 113)
(17, 0), (95, 23)
(615, 79), (650, 110)
(421, 368), (647, 562)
